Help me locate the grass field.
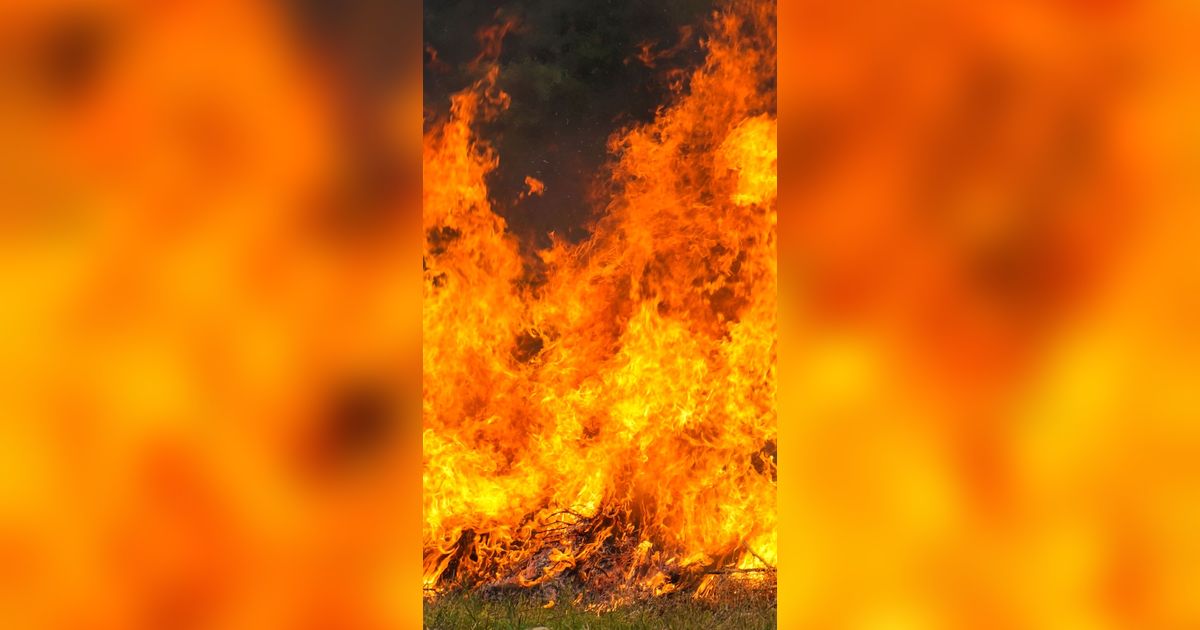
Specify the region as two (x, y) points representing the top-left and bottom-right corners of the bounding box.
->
(423, 584), (777, 629)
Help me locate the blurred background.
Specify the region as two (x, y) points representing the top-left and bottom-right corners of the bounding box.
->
(2, 0), (1200, 628)
(1, 0), (423, 628)
(777, 1), (1200, 628)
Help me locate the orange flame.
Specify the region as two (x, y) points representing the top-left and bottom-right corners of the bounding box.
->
(519, 175), (545, 200)
(422, 0), (777, 601)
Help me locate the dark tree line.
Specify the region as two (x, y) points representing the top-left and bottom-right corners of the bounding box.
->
(424, 0), (715, 248)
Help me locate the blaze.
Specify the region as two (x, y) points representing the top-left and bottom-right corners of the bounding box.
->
(422, 0), (777, 601)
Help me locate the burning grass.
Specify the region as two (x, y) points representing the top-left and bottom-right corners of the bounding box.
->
(426, 507), (776, 604)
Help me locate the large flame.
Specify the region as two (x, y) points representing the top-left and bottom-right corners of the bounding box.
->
(6, 0), (1197, 625)
(422, 0), (777, 601)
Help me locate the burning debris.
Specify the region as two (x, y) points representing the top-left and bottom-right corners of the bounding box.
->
(423, 0), (777, 604)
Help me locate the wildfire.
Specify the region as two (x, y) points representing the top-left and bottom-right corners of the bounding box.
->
(422, 0), (777, 603)
(6, 0), (1200, 626)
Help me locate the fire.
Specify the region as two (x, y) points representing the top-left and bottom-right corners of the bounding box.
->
(5, 0), (1199, 625)
(521, 176), (545, 199)
(422, 0), (777, 602)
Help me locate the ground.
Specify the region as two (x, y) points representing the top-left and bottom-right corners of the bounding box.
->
(423, 583), (777, 629)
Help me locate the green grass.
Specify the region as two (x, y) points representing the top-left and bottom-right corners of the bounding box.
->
(423, 585), (776, 630)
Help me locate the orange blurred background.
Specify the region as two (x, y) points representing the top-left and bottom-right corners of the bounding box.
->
(778, 0), (1200, 628)
(1, 0), (423, 628)
(3, 0), (1200, 628)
